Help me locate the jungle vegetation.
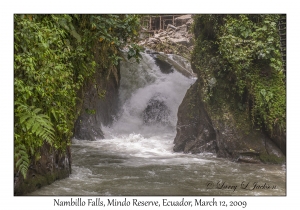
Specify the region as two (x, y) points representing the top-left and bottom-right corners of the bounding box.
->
(14, 14), (141, 178)
(191, 14), (286, 146)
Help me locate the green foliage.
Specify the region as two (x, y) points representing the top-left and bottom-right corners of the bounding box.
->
(85, 109), (96, 115)
(14, 142), (30, 179)
(218, 15), (283, 73)
(192, 14), (286, 137)
(16, 103), (55, 145)
(127, 43), (142, 62)
(14, 14), (140, 179)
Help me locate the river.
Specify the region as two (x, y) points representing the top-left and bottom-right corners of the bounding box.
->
(29, 52), (286, 196)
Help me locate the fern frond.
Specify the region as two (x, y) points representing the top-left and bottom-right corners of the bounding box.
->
(16, 105), (55, 145)
(15, 143), (30, 179)
(31, 121), (40, 134)
(51, 109), (58, 122)
(19, 113), (31, 124)
(32, 108), (42, 114)
(25, 117), (35, 130)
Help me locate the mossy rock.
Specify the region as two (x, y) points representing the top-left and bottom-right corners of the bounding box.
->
(259, 153), (286, 164)
(14, 169), (70, 195)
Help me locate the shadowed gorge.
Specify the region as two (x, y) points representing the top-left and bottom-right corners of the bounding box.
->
(14, 14), (286, 196)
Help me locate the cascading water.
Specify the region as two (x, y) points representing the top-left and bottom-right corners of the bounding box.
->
(104, 52), (196, 137)
(29, 52), (286, 196)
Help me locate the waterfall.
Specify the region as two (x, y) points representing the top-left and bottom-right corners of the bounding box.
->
(102, 52), (196, 138)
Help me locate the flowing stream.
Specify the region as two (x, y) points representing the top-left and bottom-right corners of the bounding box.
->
(29, 52), (286, 196)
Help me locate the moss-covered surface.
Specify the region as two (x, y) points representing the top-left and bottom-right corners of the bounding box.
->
(174, 15), (285, 163)
(14, 169), (70, 196)
(14, 143), (71, 195)
(191, 15), (286, 155)
(259, 152), (286, 164)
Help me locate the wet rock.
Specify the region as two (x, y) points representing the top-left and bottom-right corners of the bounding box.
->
(143, 98), (170, 125)
(14, 143), (71, 195)
(269, 124), (286, 155)
(154, 53), (196, 78)
(174, 81), (216, 152)
(236, 155), (261, 164)
(173, 80), (285, 164)
(74, 52), (121, 140)
(74, 114), (104, 140)
(152, 55), (174, 74)
(184, 140), (217, 154)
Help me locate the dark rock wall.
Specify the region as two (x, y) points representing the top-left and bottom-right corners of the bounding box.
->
(174, 78), (285, 163)
(268, 125), (286, 155)
(74, 65), (120, 140)
(14, 143), (71, 195)
(174, 80), (216, 153)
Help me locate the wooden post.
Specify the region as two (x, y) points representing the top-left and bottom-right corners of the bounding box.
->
(149, 16), (152, 30)
(173, 15), (175, 26)
(160, 16), (162, 30)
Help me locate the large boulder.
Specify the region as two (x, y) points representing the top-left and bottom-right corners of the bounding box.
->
(174, 80), (285, 164)
(143, 98), (170, 125)
(174, 81), (216, 153)
(152, 54), (174, 74)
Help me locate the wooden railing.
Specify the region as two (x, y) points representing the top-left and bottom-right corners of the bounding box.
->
(140, 15), (182, 32)
(278, 15), (286, 72)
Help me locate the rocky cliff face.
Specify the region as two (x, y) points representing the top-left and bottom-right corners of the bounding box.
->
(173, 80), (216, 154)
(74, 65), (120, 141)
(174, 80), (285, 164)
